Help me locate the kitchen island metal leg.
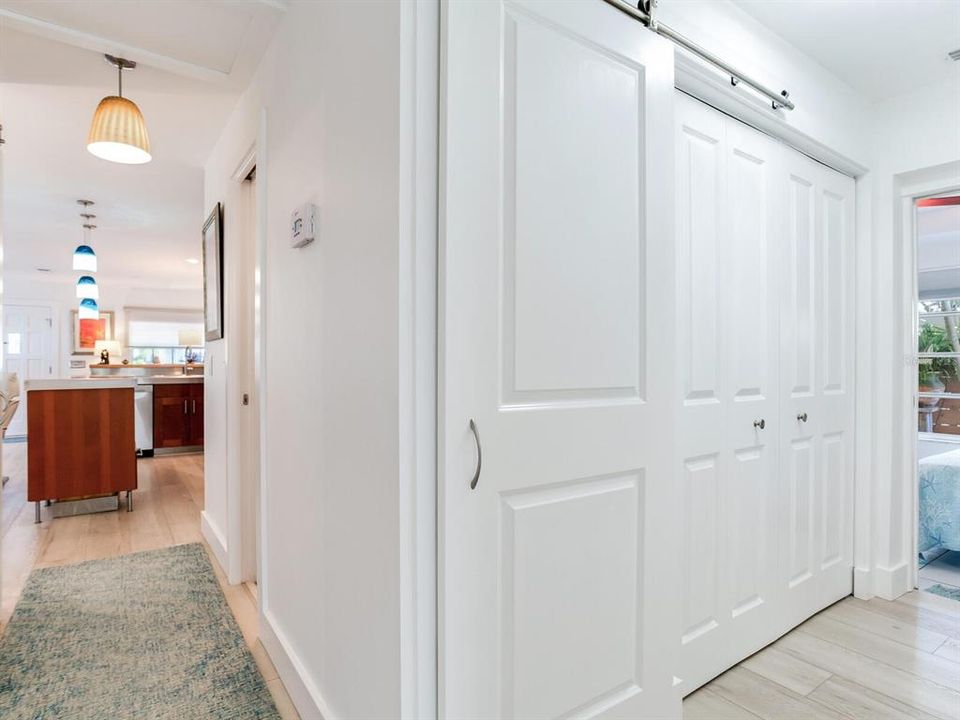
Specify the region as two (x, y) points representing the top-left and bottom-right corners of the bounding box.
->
(126, 491), (133, 512)
(35, 501), (40, 524)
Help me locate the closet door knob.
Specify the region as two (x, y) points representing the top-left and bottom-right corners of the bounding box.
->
(754, 419), (765, 430)
(797, 412), (808, 422)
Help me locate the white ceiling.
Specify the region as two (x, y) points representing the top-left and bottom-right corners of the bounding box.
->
(732, 0), (960, 102)
(0, 1), (282, 290)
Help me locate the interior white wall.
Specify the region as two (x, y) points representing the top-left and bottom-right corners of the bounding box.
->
(3, 270), (201, 378)
(658, 0), (871, 167)
(868, 76), (960, 598)
(203, 1), (417, 717)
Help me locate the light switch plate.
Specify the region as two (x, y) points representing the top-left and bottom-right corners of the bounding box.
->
(291, 203), (318, 248)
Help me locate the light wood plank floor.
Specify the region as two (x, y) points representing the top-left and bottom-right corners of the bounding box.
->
(0, 442), (300, 720)
(684, 589), (960, 718)
(3, 442), (957, 720)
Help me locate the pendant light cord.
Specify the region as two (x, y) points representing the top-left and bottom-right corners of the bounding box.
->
(117, 63), (123, 98)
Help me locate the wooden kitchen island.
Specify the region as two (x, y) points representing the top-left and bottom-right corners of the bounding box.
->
(25, 379), (137, 523)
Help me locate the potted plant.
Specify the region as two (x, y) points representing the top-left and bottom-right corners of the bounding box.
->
(919, 364), (945, 407)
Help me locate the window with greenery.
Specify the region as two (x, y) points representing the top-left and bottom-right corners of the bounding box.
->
(918, 298), (960, 436)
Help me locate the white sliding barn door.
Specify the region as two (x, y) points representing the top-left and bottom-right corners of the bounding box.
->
(440, 1), (678, 718)
(675, 93), (782, 691)
(779, 153), (856, 629)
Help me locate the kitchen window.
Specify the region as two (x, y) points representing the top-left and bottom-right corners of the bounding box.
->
(125, 307), (205, 365)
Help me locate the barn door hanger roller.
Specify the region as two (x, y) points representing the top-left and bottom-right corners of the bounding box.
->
(606, 0), (796, 111)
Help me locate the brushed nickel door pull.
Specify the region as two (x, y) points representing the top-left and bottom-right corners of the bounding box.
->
(754, 419), (766, 430)
(469, 418), (482, 490)
(797, 412), (808, 422)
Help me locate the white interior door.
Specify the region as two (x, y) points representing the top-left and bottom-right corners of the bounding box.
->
(440, 1), (678, 718)
(3, 304), (54, 437)
(675, 95), (856, 692)
(779, 151), (856, 629)
(675, 93), (782, 692)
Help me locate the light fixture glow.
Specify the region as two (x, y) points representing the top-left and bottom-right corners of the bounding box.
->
(76, 275), (99, 300)
(87, 55), (151, 165)
(78, 298), (99, 320)
(185, 257), (200, 265)
(74, 245), (97, 272)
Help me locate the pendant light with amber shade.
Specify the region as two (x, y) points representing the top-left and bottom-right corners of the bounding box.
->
(87, 55), (151, 164)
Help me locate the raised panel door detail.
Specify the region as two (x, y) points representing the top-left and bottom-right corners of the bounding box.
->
(731, 447), (767, 617)
(822, 191), (846, 394)
(443, 2), (676, 716)
(788, 439), (814, 588)
(678, 124), (722, 406)
(821, 432), (845, 568)
(788, 174), (816, 397)
(727, 147), (768, 401)
(500, 473), (641, 719)
(502, 7), (643, 407)
(681, 455), (720, 643)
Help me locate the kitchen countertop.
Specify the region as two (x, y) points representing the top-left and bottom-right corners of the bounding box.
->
(138, 376), (204, 385)
(26, 378), (138, 391)
(90, 363), (205, 369)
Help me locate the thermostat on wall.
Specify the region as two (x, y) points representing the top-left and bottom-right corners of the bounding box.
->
(291, 203), (318, 248)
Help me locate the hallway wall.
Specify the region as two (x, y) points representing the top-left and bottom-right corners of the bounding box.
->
(867, 77), (960, 597)
(204, 1), (405, 717)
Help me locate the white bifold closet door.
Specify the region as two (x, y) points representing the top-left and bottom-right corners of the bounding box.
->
(675, 93), (855, 692)
(441, 1), (679, 718)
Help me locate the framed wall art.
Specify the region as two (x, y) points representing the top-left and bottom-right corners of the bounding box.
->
(72, 310), (115, 355)
(202, 202), (224, 341)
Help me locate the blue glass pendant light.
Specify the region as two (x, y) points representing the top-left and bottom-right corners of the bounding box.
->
(74, 206), (98, 272)
(76, 275), (99, 300)
(73, 244), (97, 272)
(78, 298), (99, 320)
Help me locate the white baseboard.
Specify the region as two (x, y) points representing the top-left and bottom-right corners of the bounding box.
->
(872, 562), (911, 600)
(260, 608), (334, 720)
(853, 566), (874, 600)
(201, 511), (228, 573)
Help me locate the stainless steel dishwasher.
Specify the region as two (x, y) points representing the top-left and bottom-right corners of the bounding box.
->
(134, 382), (154, 457)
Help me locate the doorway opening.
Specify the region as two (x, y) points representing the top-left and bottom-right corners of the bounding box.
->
(238, 163), (261, 600)
(915, 192), (960, 598)
(2, 303), (55, 439)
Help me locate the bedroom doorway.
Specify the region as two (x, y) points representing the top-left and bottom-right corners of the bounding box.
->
(916, 193), (960, 598)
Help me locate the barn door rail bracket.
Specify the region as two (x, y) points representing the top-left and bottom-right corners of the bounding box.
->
(601, 0), (796, 111)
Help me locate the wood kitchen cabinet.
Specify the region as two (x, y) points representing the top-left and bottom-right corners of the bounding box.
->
(153, 383), (204, 449)
(28, 384), (137, 509)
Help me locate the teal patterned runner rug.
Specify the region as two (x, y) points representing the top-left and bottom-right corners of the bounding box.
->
(0, 544), (279, 719)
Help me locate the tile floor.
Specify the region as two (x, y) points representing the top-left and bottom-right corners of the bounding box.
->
(920, 549), (960, 593)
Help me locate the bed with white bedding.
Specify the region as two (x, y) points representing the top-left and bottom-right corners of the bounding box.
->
(919, 447), (960, 554)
